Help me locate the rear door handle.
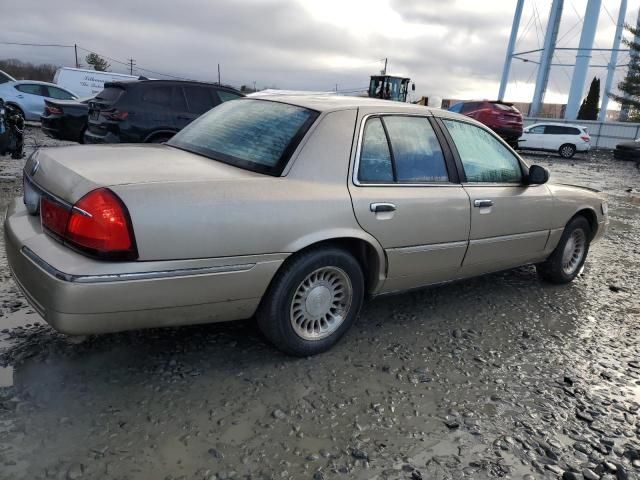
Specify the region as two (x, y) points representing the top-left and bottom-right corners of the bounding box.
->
(370, 202), (396, 213)
(474, 199), (493, 208)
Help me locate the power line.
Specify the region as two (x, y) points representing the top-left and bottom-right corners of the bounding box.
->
(0, 41), (74, 48)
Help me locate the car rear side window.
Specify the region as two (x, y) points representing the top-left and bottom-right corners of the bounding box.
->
(46, 86), (75, 100)
(358, 116), (449, 184)
(217, 90), (243, 102)
(142, 86), (173, 108)
(443, 119), (522, 183)
(167, 99), (318, 176)
(184, 86), (217, 114)
(383, 116), (449, 182)
(359, 118), (394, 183)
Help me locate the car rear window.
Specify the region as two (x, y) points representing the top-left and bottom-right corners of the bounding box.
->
(96, 87), (124, 103)
(167, 99), (319, 176)
(493, 103), (516, 112)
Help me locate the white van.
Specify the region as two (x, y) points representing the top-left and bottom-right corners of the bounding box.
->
(53, 67), (142, 98)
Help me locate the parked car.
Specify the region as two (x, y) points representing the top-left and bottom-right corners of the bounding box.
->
(6, 97), (608, 356)
(613, 139), (640, 161)
(448, 100), (523, 146)
(85, 80), (244, 144)
(0, 69), (16, 84)
(518, 123), (590, 159)
(0, 81), (78, 121)
(40, 97), (92, 143)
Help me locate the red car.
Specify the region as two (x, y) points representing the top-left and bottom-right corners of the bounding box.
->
(448, 100), (523, 147)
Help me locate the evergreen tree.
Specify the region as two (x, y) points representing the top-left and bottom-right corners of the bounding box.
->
(85, 53), (110, 72)
(611, 24), (640, 121)
(577, 77), (600, 120)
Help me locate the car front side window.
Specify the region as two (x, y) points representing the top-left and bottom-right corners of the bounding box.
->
(443, 119), (523, 183)
(530, 125), (545, 134)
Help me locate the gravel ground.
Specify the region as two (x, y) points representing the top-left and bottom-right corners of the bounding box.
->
(0, 127), (639, 480)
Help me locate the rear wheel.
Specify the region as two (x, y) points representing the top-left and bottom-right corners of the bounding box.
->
(559, 143), (576, 159)
(537, 216), (591, 284)
(257, 247), (364, 356)
(148, 134), (173, 144)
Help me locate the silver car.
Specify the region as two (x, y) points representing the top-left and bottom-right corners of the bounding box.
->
(0, 80), (78, 121)
(5, 96), (608, 355)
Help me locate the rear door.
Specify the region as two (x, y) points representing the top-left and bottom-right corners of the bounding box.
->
(440, 118), (553, 274)
(348, 113), (471, 293)
(14, 83), (47, 119)
(139, 84), (178, 135)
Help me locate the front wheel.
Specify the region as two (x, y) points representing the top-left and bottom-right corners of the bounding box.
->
(537, 216), (591, 284)
(257, 247), (364, 356)
(559, 143), (576, 159)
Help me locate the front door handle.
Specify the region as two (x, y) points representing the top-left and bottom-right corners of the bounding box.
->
(474, 199), (493, 208)
(370, 202), (396, 213)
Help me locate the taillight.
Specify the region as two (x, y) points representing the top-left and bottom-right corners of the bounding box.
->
(45, 105), (63, 115)
(104, 110), (129, 121)
(581, 135), (590, 143)
(41, 197), (70, 237)
(41, 188), (137, 260)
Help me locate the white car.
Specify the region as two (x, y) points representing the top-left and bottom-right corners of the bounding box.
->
(0, 80), (78, 121)
(518, 123), (590, 158)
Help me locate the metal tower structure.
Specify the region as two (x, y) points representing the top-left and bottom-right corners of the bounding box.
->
(530, 0), (564, 117)
(599, 0), (627, 121)
(565, 0), (602, 120)
(499, 0), (629, 121)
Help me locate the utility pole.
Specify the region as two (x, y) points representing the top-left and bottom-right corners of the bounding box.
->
(128, 58), (136, 76)
(565, 0), (602, 120)
(498, 0), (525, 101)
(74, 44), (79, 68)
(382, 58), (387, 75)
(600, 0), (627, 121)
(253, 81), (256, 92)
(335, 83), (338, 92)
(530, 0), (564, 117)
(218, 64), (221, 85)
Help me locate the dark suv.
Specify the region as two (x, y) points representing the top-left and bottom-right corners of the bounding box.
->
(85, 80), (243, 144)
(448, 100), (523, 147)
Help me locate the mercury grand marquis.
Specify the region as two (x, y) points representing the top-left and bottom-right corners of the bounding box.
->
(5, 96), (608, 356)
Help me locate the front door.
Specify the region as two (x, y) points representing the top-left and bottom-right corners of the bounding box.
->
(519, 124), (546, 150)
(440, 119), (553, 276)
(348, 113), (471, 293)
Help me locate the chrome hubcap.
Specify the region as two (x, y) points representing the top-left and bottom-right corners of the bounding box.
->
(290, 267), (353, 341)
(562, 229), (586, 275)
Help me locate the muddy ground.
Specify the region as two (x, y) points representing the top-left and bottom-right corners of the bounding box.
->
(0, 127), (639, 480)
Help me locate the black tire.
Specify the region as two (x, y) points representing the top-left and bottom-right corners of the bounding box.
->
(537, 216), (591, 284)
(257, 247), (364, 356)
(559, 143), (576, 159)
(148, 135), (173, 144)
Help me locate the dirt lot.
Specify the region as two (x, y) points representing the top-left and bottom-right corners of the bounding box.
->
(0, 127), (639, 480)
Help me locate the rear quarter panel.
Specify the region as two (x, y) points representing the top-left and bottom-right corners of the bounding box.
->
(112, 109), (383, 262)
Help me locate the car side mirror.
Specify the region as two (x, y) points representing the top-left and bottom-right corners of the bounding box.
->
(412, 83), (416, 91)
(527, 165), (549, 185)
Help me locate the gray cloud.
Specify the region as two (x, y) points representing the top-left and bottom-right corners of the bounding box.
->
(0, 0), (635, 105)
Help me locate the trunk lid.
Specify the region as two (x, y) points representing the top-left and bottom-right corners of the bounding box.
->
(26, 144), (263, 204)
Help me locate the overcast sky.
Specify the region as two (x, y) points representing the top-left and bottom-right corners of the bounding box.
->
(1, 0), (636, 108)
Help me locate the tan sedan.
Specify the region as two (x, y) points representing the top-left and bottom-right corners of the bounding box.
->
(5, 96), (608, 355)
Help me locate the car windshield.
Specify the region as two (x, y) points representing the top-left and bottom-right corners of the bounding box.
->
(168, 99), (319, 175)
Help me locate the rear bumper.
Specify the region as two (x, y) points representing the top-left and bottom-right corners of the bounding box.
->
(492, 126), (523, 141)
(5, 199), (285, 335)
(84, 129), (120, 144)
(614, 148), (640, 161)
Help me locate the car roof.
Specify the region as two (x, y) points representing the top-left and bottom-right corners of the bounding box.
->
(105, 79), (242, 94)
(530, 122), (585, 128)
(7, 80), (62, 87)
(246, 94), (440, 114)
